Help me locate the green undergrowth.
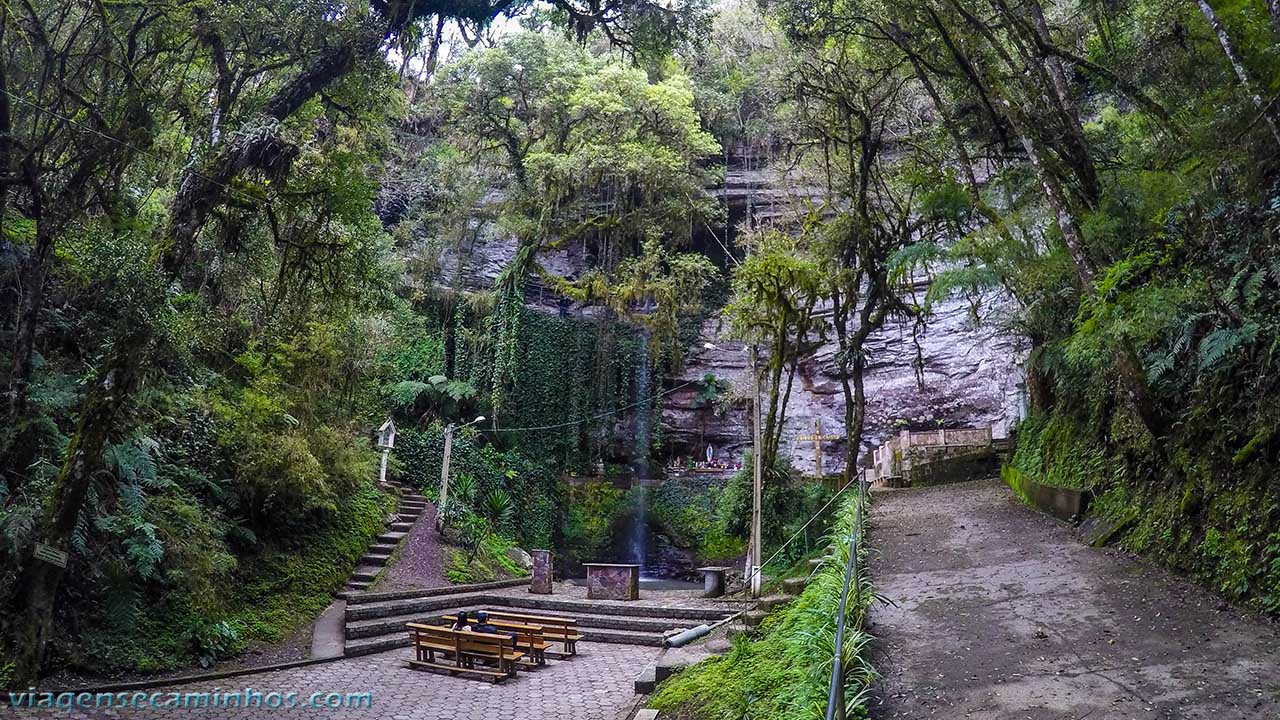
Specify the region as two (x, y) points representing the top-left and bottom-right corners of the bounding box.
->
(78, 482), (392, 672)
(1007, 414), (1107, 490)
(647, 476), (746, 563)
(445, 533), (530, 584)
(648, 491), (875, 720)
(222, 483), (393, 645)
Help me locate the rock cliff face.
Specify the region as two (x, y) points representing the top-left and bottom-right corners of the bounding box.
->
(664, 160), (1027, 474)
(436, 161), (1027, 473)
(662, 295), (1026, 477)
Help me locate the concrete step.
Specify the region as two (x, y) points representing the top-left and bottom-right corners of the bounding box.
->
(377, 531), (408, 544)
(634, 665), (658, 693)
(743, 610), (768, 627)
(344, 634), (411, 657)
(346, 603), (692, 641)
(361, 553), (393, 566)
(339, 578), (530, 604)
(345, 622), (665, 653)
(399, 500), (427, 509)
(345, 592), (491, 621)
(494, 595), (730, 622)
(782, 578), (807, 595)
(346, 606), (474, 640)
(388, 521), (414, 533)
(757, 595), (794, 612)
(369, 543), (397, 555)
(567, 612), (689, 634)
(580, 627), (666, 647)
(351, 567), (382, 583)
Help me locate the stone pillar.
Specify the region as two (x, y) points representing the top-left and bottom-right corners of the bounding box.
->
(530, 549), (553, 594)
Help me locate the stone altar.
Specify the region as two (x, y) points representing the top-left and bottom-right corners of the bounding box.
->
(584, 563), (640, 601)
(697, 566), (729, 598)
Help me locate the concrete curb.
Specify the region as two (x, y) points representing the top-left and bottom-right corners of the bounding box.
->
(32, 652), (358, 696)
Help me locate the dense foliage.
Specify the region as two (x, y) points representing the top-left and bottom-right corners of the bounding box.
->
(0, 0), (715, 684)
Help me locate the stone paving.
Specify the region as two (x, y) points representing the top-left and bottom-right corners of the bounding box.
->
(9, 643), (659, 720)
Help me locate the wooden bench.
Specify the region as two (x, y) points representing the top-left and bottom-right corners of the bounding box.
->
(440, 616), (553, 666)
(482, 610), (583, 656)
(405, 623), (524, 682)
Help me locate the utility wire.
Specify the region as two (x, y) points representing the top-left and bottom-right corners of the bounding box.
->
(740, 468), (865, 590)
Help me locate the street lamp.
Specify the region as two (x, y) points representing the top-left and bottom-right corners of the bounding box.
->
(437, 415), (485, 532)
(704, 341), (763, 598)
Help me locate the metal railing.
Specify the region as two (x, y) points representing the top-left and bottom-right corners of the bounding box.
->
(824, 470), (869, 720)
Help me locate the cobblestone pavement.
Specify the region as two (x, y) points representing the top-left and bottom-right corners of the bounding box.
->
(869, 479), (1280, 720)
(9, 643), (659, 720)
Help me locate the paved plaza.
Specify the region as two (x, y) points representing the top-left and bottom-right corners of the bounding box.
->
(9, 642), (660, 720)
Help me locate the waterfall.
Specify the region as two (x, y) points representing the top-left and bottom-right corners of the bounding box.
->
(629, 333), (652, 573)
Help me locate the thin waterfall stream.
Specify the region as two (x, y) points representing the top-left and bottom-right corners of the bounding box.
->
(629, 333), (652, 576)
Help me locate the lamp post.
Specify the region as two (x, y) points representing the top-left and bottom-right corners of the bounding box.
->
(705, 342), (762, 598)
(437, 415), (485, 532)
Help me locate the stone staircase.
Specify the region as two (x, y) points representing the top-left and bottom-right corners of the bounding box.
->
(341, 588), (734, 657)
(344, 480), (428, 592)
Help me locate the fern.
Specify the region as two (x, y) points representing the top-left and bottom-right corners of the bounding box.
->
(1145, 350), (1175, 383)
(1197, 324), (1257, 369)
(123, 523), (163, 579)
(104, 435), (167, 488)
(385, 380), (431, 408)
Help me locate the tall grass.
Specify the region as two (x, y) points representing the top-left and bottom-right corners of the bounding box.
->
(649, 490), (876, 719)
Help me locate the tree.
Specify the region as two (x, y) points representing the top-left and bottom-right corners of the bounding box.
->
(725, 232), (822, 476)
(407, 32), (722, 414)
(2, 0), (710, 685)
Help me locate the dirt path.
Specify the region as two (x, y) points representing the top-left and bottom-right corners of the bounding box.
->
(868, 479), (1280, 720)
(377, 501), (449, 591)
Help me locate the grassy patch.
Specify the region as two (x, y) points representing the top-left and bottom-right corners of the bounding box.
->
(649, 491), (875, 719)
(225, 483), (392, 644)
(445, 533), (531, 584)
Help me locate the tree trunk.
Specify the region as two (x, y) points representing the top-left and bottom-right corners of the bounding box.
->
(5, 217), (51, 433)
(11, 329), (148, 687)
(1268, 0), (1280, 36)
(1013, 126), (1096, 288)
(1195, 0), (1280, 145)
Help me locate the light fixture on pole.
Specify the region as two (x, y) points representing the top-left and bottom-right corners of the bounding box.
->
(437, 415), (486, 533)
